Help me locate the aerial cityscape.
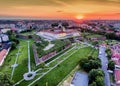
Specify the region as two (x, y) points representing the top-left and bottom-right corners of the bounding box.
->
(0, 0), (120, 86)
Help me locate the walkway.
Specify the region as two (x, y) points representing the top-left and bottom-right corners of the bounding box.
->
(27, 41), (31, 72)
(11, 46), (21, 80)
(14, 43), (89, 86)
(28, 48), (79, 86)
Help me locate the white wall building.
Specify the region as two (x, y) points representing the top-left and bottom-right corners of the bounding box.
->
(114, 23), (120, 29)
(0, 34), (9, 42)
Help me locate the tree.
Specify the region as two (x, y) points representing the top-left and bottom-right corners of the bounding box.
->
(105, 32), (116, 39)
(79, 58), (88, 69)
(89, 81), (97, 86)
(89, 69), (104, 84)
(89, 59), (101, 70)
(51, 23), (59, 27)
(95, 76), (104, 86)
(12, 39), (19, 44)
(92, 41), (99, 46)
(7, 30), (20, 47)
(62, 22), (69, 28)
(0, 72), (14, 86)
(79, 56), (101, 72)
(108, 60), (115, 71)
(40, 62), (46, 68)
(11, 42), (17, 50)
(82, 62), (91, 72)
(106, 48), (111, 60)
(7, 30), (16, 41)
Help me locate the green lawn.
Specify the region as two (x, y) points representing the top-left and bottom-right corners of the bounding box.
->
(0, 39), (35, 83)
(12, 40), (35, 82)
(29, 47), (93, 86)
(82, 32), (104, 38)
(91, 48), (99, 57)
(0, 48), (17, 73)
(45, 45), (74, 63)
(0, 39), (98, 86)
(86, 34), (104, 39)
(20, 30), (36, 36)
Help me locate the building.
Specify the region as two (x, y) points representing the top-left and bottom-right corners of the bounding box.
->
(111, 44), (120, 86)
(36, 23), (80, 41)
(0, 34), (9, 43)
(0, 43), (11, 66)
(114, 23), (120, 29)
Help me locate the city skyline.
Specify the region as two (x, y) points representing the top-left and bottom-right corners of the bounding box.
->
(0, 0), (120, 20)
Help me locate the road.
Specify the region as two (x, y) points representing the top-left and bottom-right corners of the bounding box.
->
(99, 46), (110, 86)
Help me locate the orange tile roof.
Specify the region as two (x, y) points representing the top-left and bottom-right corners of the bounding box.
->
(115, 70), (120, 85)
(0, 49), (7, 63)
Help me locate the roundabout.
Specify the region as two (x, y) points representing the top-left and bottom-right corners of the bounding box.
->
(23, 71), (36, 81)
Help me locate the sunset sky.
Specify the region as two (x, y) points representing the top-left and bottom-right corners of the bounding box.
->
(0, 0), (120, 20)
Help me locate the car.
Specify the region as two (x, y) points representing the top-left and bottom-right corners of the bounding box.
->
(99, 51), (102, 55)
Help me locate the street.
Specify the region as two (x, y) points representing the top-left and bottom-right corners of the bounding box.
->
(99, 46), (110, 86)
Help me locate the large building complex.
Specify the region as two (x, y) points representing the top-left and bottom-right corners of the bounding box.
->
(36, 24), (80, 41)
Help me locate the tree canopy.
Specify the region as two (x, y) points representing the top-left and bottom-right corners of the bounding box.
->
(89, 69), (104, 86)
(79, 56), (101, 72)
(0, 72), (14, 86)
(108, 60), (115, 71)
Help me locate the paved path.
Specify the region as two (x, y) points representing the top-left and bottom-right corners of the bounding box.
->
(45, 46), (75, 66)
(13, 44), (89, 86)
(99, 46), (110, 86)
(11, 46), (21, 80)
(28, 46), (89, 86)
(13, 79), (24, 86)
(27, 41), (31, 72)
(28, 46), (88, 86)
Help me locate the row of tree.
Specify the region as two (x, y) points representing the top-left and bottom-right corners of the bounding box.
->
(79, 56), (104, 86)
(105, 48), (115, 71)
(36, 39), (71, 58)
(51, 22), (69, 28)
(0, 72), (14, 86)
(80, 26), (120, 41)
(89, 69), (104, 86)
(7, 31), (20, 50)
(79, 56), (101, 72)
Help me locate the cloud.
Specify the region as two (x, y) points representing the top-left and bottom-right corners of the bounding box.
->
(107, 0), (120, 2)
(56, 10), (63, 13)
(0, 0), (120, 19)
(0, 0), (62, 7)
(115, 13), (120, 15)
(0, 0), (120, 7)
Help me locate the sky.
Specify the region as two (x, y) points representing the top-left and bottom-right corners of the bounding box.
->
(0, 0), (120, 20)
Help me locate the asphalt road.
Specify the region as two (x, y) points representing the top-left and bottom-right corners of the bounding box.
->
(99, 46), (110, 86)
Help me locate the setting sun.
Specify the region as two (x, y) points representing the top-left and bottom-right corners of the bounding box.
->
(76, 15), (84, 20)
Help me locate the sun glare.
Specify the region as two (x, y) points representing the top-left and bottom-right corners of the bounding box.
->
(76, 15), (84, 19)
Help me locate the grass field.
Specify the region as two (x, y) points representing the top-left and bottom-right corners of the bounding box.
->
(20, 30), (36, 36)
(0, 39), (35, 83)
(12, 39), (35, 82)
(82, 32), (104, 38)
(14, 45), (97, 86)
(58, 47), (99, 86)
(16, 46), (93, 86)
(0, 39), (98, 86)
(30, 47), (93, 86)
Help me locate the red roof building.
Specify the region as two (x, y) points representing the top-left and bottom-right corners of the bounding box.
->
(115, 70), (120, 86)
(0, 49), (7, 66)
